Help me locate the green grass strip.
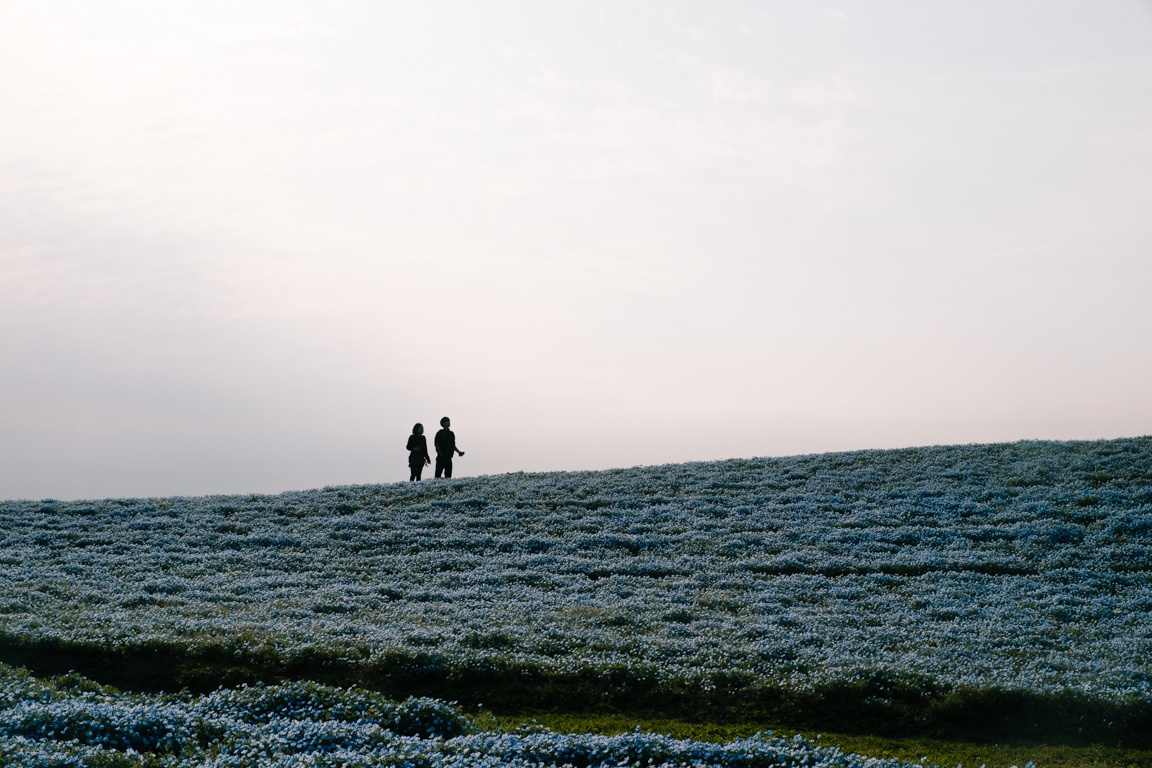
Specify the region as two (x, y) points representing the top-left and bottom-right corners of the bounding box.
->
(481, 712), (1152, 768)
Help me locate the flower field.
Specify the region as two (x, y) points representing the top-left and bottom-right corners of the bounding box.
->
(1, 437), (1150, 750)
(0, 664), (941, 767)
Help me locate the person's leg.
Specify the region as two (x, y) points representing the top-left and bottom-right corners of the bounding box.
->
(443, 457), (453, 479)
(435, 456), (447, 478)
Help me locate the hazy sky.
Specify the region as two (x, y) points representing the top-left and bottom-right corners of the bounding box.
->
(3, 1), (1151, 500)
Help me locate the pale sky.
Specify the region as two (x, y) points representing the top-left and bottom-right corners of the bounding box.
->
(3, 1), (1151, 500)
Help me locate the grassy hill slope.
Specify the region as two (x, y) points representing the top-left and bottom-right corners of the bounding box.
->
(2, 437), (1150, 744)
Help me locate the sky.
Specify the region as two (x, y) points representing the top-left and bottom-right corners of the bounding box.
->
(2, 1), (1151, 500)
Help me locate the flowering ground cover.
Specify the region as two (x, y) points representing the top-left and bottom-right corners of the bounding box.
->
(2, 664), (940, 767)
(1, 437), (1150, 745)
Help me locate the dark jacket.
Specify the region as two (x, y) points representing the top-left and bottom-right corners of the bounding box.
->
(406, 434), (430, 468)
(434, 428), (456, 457)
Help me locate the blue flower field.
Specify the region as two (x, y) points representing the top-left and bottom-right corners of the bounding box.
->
(1, 437), (1149, 764)
(0, 665), (939, 767)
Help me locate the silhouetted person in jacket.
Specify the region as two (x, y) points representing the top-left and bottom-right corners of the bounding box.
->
(434, 416), (465, 478)
(406, 423), (431, 481)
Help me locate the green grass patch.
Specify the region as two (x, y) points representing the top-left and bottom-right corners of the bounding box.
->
(481, 712), (1152, 768)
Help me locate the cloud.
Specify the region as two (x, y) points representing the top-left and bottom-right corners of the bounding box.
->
(822, 8), (849, 25)
(792, 74), (869, 108)
(527, 65), (627, 99)
(673, 53), (703, 73)
(528, 65), (568, 91)
(710, 69), (767, 104)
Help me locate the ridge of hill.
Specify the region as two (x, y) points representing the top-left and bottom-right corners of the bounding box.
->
(2, 437), (1151, 744)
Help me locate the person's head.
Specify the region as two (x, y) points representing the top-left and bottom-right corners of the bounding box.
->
(412, 423), (423, 435)
(440, 416), (451, 428)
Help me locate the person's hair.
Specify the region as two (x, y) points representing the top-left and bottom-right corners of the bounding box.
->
(412, 423), (423, 434)
(440, 417), (450, 427)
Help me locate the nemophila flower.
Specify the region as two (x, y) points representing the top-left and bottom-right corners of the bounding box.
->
(0, 668), (935, 765)
(1, 438), (1150, 707)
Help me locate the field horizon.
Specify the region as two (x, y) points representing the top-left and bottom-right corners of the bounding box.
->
(3, 436), (1151, 764)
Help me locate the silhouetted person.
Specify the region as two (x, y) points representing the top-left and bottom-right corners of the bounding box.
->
(406, 423), (431, 481)
(434, 416), (465, 478)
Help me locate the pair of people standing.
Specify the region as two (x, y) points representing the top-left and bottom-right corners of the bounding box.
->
(406, 417), (465, 481)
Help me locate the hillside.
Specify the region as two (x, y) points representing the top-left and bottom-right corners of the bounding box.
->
(2, 437), (1151, 744)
